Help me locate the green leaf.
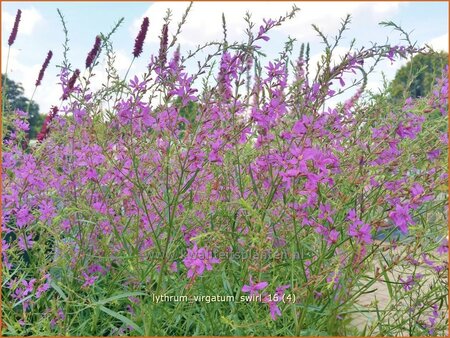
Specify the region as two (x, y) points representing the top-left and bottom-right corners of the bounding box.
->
(12, 294), (34, 308)
(50, 280), (68, 300)
(379, 258), (393, 299)
(99, 305), (144, 335)
(2, 262), (23, 287)
(180, 170), (199, 195)
(93, 291), (147, 305)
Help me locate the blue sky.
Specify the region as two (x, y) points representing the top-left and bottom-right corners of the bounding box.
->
(2, 1), (448, 113)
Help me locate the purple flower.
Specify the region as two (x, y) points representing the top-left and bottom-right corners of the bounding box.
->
(22, 278), (36, 296)
(372, 140), (401, 165)
(16, 205), (35, 228)
(400, 273), (423, 291)
(327, 271), (341, 290)
(241, 277), (268, 297)
(37, 106), (59, 142)
(17, 233), (34, 251)
(347, 209), (372, 244)
(82, 272), (98, 288)
(437, 238), (448, 255)
(292, 115), (312, 135)
(36, 282), (51, 298)
(86, 35), (101, 68)
(158, 23), (169, 66)
(316, 225), (340, 246)
(217, 52), (239, 100)
(440, 132), (448, 145)
(13, 118), (29, 131)
(36, 50), (53, 86)
(276, 284), (290, 295)
(426, 304), (440, 334)
(318, 203), (335, 224)
(347, 209), (358, 221)
(410, 183), (424, 198)
(348, 221), (372, 244)
(328, 229), (339, 245)
(87, 264), (106, 275)
(257, 26), (270, 41)
(396, 113), (424, 139)
(263, 284), (291, 320)
(39, 199), (56, 223)
(422, 253), (435, 267)
(314, 290), (323, 299)
(183, 243), (220, 279)
(427, 149), (441, 161)
(8, 9), (21, 46)
(62, 69), (80, 100)
(266, 299), (281, 320)
(133, 17), (149, 58)
(50, 308), (65, 329)
(170, 261), (178, 272)
(372, 125), (389, 139)
(169, 73), (198, 106)
(389, 203), (413, 234)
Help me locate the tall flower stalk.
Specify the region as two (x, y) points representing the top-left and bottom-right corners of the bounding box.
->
(133, 17), (149, 58)
(85, 35), (101, 69)
(3, 9), (22, 111)
(26, 50), (53, 114)
(158, 23), (169, 67)
(126, 16), (149, 79)
(37, 106), (58, 142)
(114, 17), (149, 106)
(62, 69), (80, 100)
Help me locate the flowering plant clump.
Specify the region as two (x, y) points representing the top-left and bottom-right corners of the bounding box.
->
(1, 5), (448, 336)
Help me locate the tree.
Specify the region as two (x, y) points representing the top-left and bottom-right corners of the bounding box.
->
(389, 52), (448, 102)
(2, 74), (44, 139)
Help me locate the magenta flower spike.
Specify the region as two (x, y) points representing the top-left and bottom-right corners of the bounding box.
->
(133, 17), (149, 58)
(36, 50), (53, 86)
(8, 9), (22, 46)
(86, 35), (101, 68)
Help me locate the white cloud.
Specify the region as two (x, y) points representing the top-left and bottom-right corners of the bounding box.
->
(427, 33), (449, 52)
(2, 45), (59, 113)
(1, 46), (38, 95)
(2, 42), (142, 115)
(279, 2), (400, 38)
(131, 1), (402, 47)
(2, 8), (53, 112)
(3, 7), (43, 37)
(114, 50), (134, 72)
(371, 2), (401, 14)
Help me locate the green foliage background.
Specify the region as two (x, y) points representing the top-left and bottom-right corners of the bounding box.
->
(2, 74), (44, 140)
(389, 52), (448, 102)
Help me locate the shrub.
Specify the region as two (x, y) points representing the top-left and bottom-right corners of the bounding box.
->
(2, 5), (448, 336)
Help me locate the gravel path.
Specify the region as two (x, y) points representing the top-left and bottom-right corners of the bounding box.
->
(349, 243), (448, 336)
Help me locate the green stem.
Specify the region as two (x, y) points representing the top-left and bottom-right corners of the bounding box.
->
(2, 47), (11, 113)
